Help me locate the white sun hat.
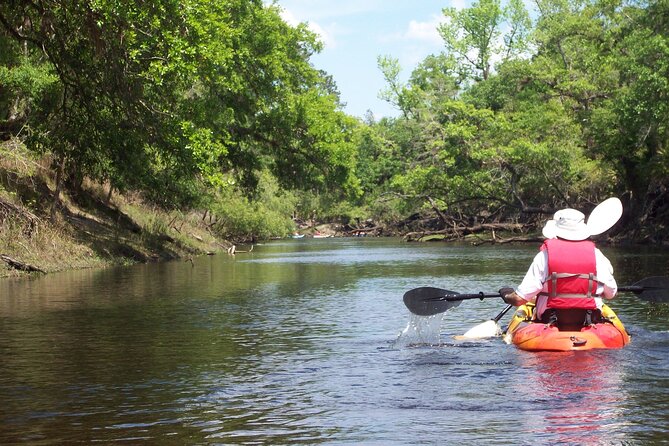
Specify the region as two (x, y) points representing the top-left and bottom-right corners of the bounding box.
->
(541, 208), (590, 241)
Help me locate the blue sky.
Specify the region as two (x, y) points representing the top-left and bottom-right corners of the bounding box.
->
(274, 1), (463, 120)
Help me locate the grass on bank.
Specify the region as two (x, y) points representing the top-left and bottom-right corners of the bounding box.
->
(0, 139), (229, 278)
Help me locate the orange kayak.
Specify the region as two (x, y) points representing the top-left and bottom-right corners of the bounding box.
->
(504, 303), (630, 351)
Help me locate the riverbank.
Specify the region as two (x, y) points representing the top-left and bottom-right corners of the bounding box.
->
(0, 145), (229, 278)
(0, 186), (226, 278)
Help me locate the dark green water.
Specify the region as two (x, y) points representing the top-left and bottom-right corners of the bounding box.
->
(1, 238), (668, 444)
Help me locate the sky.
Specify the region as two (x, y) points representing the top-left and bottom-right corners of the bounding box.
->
(273, 1), (464, 120)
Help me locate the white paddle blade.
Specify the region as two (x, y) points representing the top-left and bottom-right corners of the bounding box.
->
(458, 320), (501, 339)
(587, 197), (623, 236)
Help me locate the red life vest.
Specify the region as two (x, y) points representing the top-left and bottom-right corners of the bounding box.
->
(542, 239), (598, 310)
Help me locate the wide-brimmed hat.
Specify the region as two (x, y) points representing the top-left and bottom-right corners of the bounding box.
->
(542, 208), (590, 241)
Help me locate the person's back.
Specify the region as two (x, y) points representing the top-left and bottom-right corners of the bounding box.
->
(499, 208), (618, 328)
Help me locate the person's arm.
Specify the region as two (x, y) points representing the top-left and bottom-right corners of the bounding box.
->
(595, 249), (617, 299)
(498, 288), (527, 306)
(499, 251), (548, 306)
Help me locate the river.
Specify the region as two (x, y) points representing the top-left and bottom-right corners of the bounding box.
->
(1, 238), (668, 444)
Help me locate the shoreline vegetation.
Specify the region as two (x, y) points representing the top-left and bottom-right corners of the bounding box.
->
(1, 142), (660, 280)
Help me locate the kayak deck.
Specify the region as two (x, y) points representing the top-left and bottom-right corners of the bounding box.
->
(505, 304), (630, 351)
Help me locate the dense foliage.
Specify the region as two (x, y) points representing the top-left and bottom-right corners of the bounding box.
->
(1, 0), (668, 241)
(360, 0), (669, 240)
(0, 0), (358, 219)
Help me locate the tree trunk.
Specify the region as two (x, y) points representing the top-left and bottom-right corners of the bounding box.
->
(52, 156), (66, 219)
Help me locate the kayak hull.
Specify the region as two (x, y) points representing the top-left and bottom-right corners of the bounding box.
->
(505, 304), (630, 352)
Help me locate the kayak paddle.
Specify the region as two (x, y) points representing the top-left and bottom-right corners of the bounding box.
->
(618, 276), (669, 302)
(403, 287), (501, 316)
(586, 197), (623, 236)
(402, 286), (466, 316)
(403, 276), (669, 316)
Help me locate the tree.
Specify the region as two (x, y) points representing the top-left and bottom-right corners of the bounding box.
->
(0, 0), (359, 212)
(586, 0), (669, 231)
(439, 0), (531, 82)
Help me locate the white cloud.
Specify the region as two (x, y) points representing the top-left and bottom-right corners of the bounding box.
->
(309, 22), (339, 49)
(451, 0), (467, 10)
(380, 14), (444, 47)
(278, 7), (340, 49)
(274, 0), (384, 21)
(277, 7), (300, 26)
(404, 16), (444, 46)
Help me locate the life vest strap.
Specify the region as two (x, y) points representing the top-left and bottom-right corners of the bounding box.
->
(547, 272), (599, 298)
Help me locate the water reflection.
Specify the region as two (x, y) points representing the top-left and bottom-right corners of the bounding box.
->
(516, 351), (627, 445)
(0, 239), (668, 444)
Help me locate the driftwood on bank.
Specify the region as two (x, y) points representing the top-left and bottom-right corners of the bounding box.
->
(473, 235), (545, 245)
(403, 222), (526, 242)
(0, 254), (46, 273)
(227, 245), (254, 255)
(344, 225), (383, 236)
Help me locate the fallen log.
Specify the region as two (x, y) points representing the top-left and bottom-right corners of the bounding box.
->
(0, 254), (46, 273)
(404, 223), (525, 242)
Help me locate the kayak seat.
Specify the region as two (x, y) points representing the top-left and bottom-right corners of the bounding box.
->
(539, 308), (607, 331)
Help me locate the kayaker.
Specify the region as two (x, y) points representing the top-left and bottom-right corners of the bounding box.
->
(498, 208), (618, 326)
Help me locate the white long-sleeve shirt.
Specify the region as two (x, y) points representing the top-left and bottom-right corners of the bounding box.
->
(515, 248), (617, 318)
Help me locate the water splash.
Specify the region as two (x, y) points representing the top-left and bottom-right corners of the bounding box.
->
(393, 313), (444, 347)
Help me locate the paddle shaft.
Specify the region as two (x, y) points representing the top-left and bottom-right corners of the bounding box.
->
(403, 276), (669, 316)
(431, 282), (658, 303)
(433, 292), (500, 302)
(493, 304), (514, 322)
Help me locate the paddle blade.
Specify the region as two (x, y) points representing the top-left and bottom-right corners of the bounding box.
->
(631, 276), (669, 302)
(458, 320), (501, 339)
(587, 197), (623, 236)
(403, 287), (462, 316)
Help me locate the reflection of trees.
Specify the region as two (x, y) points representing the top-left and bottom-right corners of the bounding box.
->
(0, 252), (348, 442)
(515, 352), (627, 445)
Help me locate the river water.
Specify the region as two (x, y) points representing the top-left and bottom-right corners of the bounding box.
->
(1, 238), (668, 445)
